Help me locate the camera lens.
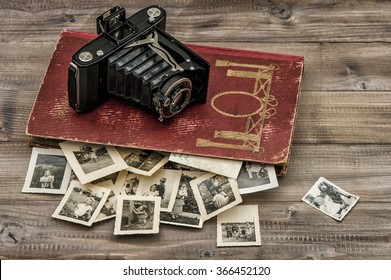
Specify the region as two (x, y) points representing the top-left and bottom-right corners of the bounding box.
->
(156, 76), (192, 118)
(170, 87), (191, 114)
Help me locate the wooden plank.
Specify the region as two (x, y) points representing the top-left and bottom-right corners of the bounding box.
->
(1, 0), (391, 261)
(1, 0), (391, 43)
(3, 40), (391, 95)
(0, 200), (390, 259)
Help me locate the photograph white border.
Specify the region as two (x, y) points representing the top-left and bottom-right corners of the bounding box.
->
(93, 175), (126, 223)
(169, 153), (243, 179)
(117, 147), (170, 176)
(217, 205), (262, 247)
(237, 164), (279, 195)
(135, 169), (182, 212)
(22, 147), (72, 194)
(121, 172), (141, 196)
(190, 173), (242, 221)
(302, 177), (360, 221)
(114, 195), (161, 235)
(160, 171), (206, 229)
(51, 181), (111, 226)
(59, 141), (128, 184)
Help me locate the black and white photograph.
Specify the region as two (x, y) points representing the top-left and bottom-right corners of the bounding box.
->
(135, 169), (181, 212)
(121, 173), (140, 196)
(302, 177), (360, 221)
(160, 171), (206, 228)
(117, 147), (170, 176)
(59, 141), (128, 184)
(51, 181), (111, 226)
(190, 173), (242, 221)
(93, 175), (127, 223)
(217, 205), (262, 247)
(169, 153), (243, 178)
(91, 170), (128, 187)
(237, 163), (278, 194)
(22, 147), (72, 194)
(114, 195), (161, 235)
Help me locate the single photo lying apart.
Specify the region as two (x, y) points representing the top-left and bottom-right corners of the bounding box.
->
(302, 177), (359, 221)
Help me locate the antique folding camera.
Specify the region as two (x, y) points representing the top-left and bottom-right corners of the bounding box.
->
(68, 6), (209, 121)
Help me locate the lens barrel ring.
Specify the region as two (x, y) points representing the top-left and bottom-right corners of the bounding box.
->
(157, 75), (192, 119)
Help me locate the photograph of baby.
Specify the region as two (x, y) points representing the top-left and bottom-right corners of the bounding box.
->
(59, 141), (128, 184)
(302, 177), (359, 221)
(22, 147), (72, 194)
(52, 181), (111, 226)
(190, 173), (242, 221)
(237, 162), (278, 194)
(114, 195), (161, 235)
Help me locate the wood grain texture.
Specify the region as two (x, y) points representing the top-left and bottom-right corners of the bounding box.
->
(1, 0), (391, 260)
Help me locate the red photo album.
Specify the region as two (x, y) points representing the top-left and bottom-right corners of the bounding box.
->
(26, 30), (304, 175)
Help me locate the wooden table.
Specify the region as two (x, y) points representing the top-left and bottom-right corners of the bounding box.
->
(1, 0), (391, 260)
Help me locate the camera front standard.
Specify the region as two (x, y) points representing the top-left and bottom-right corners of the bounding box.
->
(68, 6), (210, 121)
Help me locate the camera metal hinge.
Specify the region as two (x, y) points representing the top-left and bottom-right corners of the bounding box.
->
(126, 31), (184, 72)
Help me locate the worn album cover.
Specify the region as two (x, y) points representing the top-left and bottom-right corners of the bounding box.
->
(27, 30), (304, 175)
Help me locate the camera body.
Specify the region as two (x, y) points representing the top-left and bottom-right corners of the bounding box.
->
(68, 6), (209, 120)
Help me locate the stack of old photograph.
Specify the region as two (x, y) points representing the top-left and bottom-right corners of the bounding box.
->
(22, 142), (279, 247)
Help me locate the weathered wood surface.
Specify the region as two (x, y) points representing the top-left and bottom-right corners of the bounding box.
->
(1, 0), (391, 259)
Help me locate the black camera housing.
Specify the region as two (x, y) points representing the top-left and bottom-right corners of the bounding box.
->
(68, 6), (209, 120)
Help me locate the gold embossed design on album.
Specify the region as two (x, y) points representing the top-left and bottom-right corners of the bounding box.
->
(196, 60), (279, 154)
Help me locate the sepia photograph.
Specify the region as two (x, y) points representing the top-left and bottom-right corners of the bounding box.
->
(217, 205), (262, 247)
(114, 195), (161, 235)
(121, 173), (140, 196)
(117, 147), (169, 176)
(93, 175), (127, 223)
(135, 169), (182, 212)
(51, 181), (111, 226)
(302, 177), (360, 221)
(22, 147), (72, 194)
(190, 173), (242, 221)
(59, 141), (128, 184)
(237, 163), (278, 194)
(169, 153), (243, 178)
(160, 171), (206, 228)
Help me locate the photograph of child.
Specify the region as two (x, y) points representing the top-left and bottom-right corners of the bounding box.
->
(160, 171), (206, 228)
(22, 147), (72, 194)
(59, 141), (128, 184)
(52, 181), (111, 226)
(114, 195), (161, 235)
(237, 163), (278, 194)
(190, 173), (242, 221)
(302, 177), (359, 221)
(136, 169), (181, 212)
